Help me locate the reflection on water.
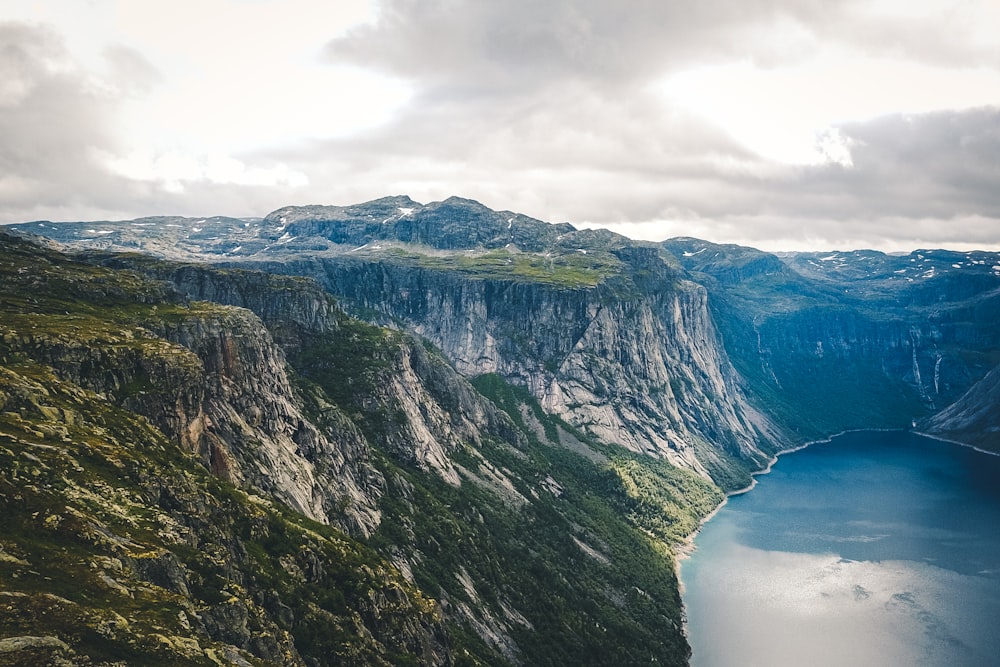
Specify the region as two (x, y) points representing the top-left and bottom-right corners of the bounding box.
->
(681, 432), (1000, 667)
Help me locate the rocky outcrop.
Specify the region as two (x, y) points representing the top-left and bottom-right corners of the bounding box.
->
(921, 363), (1000, 452)
(265, 195), (575, 252)
(259, 246), (779, 482)
(352, 338), (527, 485)
(93, 255), (528, 490)
(0, 279), (382, 536)
(0, 232), (454, 666)
(147, 308), (383, 536)
(0, 362), (452, 666)
(95, 258), (341, 345)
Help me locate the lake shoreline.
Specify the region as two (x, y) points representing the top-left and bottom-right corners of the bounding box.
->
(676, 428), (1000, 666)
(675, 425), (919, 645)
(913, 430), (1000, 458)
(676, 428), (903, 567)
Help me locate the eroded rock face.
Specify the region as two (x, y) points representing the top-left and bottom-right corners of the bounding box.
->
(149, 309), (384, 537)
(0, 232), (454, 666)
(286, 248), (779, 479)
(922, 363), (1000, 452)
(354, 336), (527, 485)
(2, 293), (383, 536)
(106, 256), (528, 491)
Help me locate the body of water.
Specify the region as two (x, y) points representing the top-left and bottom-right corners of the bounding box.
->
(680, 431), (1000, 667)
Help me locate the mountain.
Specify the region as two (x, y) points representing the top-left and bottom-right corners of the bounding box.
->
(0, 228), (719, 665)
(0, 232), (448, 665)
(4, 196), (998, 665)
(920, 364), (1000, 451)
(664, 239), (1000, 440)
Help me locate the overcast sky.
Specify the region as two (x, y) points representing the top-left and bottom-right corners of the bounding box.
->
(2, 0), (999, 251)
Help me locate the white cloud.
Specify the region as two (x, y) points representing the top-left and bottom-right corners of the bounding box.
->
(653, 55), (1000, 165)
(102, 149), (308, 192)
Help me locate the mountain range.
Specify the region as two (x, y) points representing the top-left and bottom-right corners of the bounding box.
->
(1, 196), (997, 665)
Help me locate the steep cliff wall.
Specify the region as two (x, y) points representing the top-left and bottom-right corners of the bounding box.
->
(248, 246), (780, 486)
(94, 256), (528, 491)
(0, 284), (383, 539)
(148, 308), (384, 536)
(921, 363), (1000, 452)
(663, 239), (1000, 439)
(2, 233), (715, 665)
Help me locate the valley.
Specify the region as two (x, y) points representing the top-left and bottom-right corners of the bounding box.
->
(2, 196), (998, 665)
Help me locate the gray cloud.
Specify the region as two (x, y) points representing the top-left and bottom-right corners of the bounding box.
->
(326, 0), (844, 94)
(305, 0), (1000, 250)
(0, 22), (128, 220)
(0, 22), (296, 223)
(102, 44), (163, 97)
(785, 108), (1000, 220)
(815, 3), (1000, 69)
(2, 4), (999, 253)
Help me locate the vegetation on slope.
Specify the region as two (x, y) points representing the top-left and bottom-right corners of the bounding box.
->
(287, 317), (723, 664)
(380, 247), (622, 288)
(0, 233), (448, 665)
(662, 239), (997, 441)
(1, 231), (736, 666)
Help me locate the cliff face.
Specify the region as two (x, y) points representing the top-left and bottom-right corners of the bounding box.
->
(253, 244), (778, 486)
(15, 200), (792, 485)
(921, 363), (1000, 452)
(95, 257), (525, 490)
(0, 268), (382, 538)
(1, 230), (713, 666)
(664, 239), (1000, 439)
(147, 309), (384, 536)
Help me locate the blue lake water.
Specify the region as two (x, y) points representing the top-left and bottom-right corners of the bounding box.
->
(680, 431), (1000, 667)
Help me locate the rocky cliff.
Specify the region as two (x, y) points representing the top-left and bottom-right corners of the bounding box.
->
(664, 239), (1000, 439)
(0, 231), (452, 665)
(1, 230), (716, 665)
(13, 201), (791, 488)
(7, 196), (1000, 665)
(921, 363), (1000, 452)
(238, 242), (780, 489)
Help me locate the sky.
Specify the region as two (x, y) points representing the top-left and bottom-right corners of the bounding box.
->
(1, 0), (999, 252)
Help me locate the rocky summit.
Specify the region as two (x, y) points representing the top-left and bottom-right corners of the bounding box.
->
(2, 196), (998, 665)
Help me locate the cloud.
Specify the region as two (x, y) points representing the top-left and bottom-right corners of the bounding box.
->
(761, 107), (1000, 232)
(0, 19), (311, 223)
(610, 107), (1000, 250)
(2, 3), (999, 253)
(0, 22), (127, 219)
(325, 0), (840, 93)
(101, 44), (163, 97)
(817, 0), (1000, 69)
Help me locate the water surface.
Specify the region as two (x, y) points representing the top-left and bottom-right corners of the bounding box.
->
(681, 431), (1000, 667)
